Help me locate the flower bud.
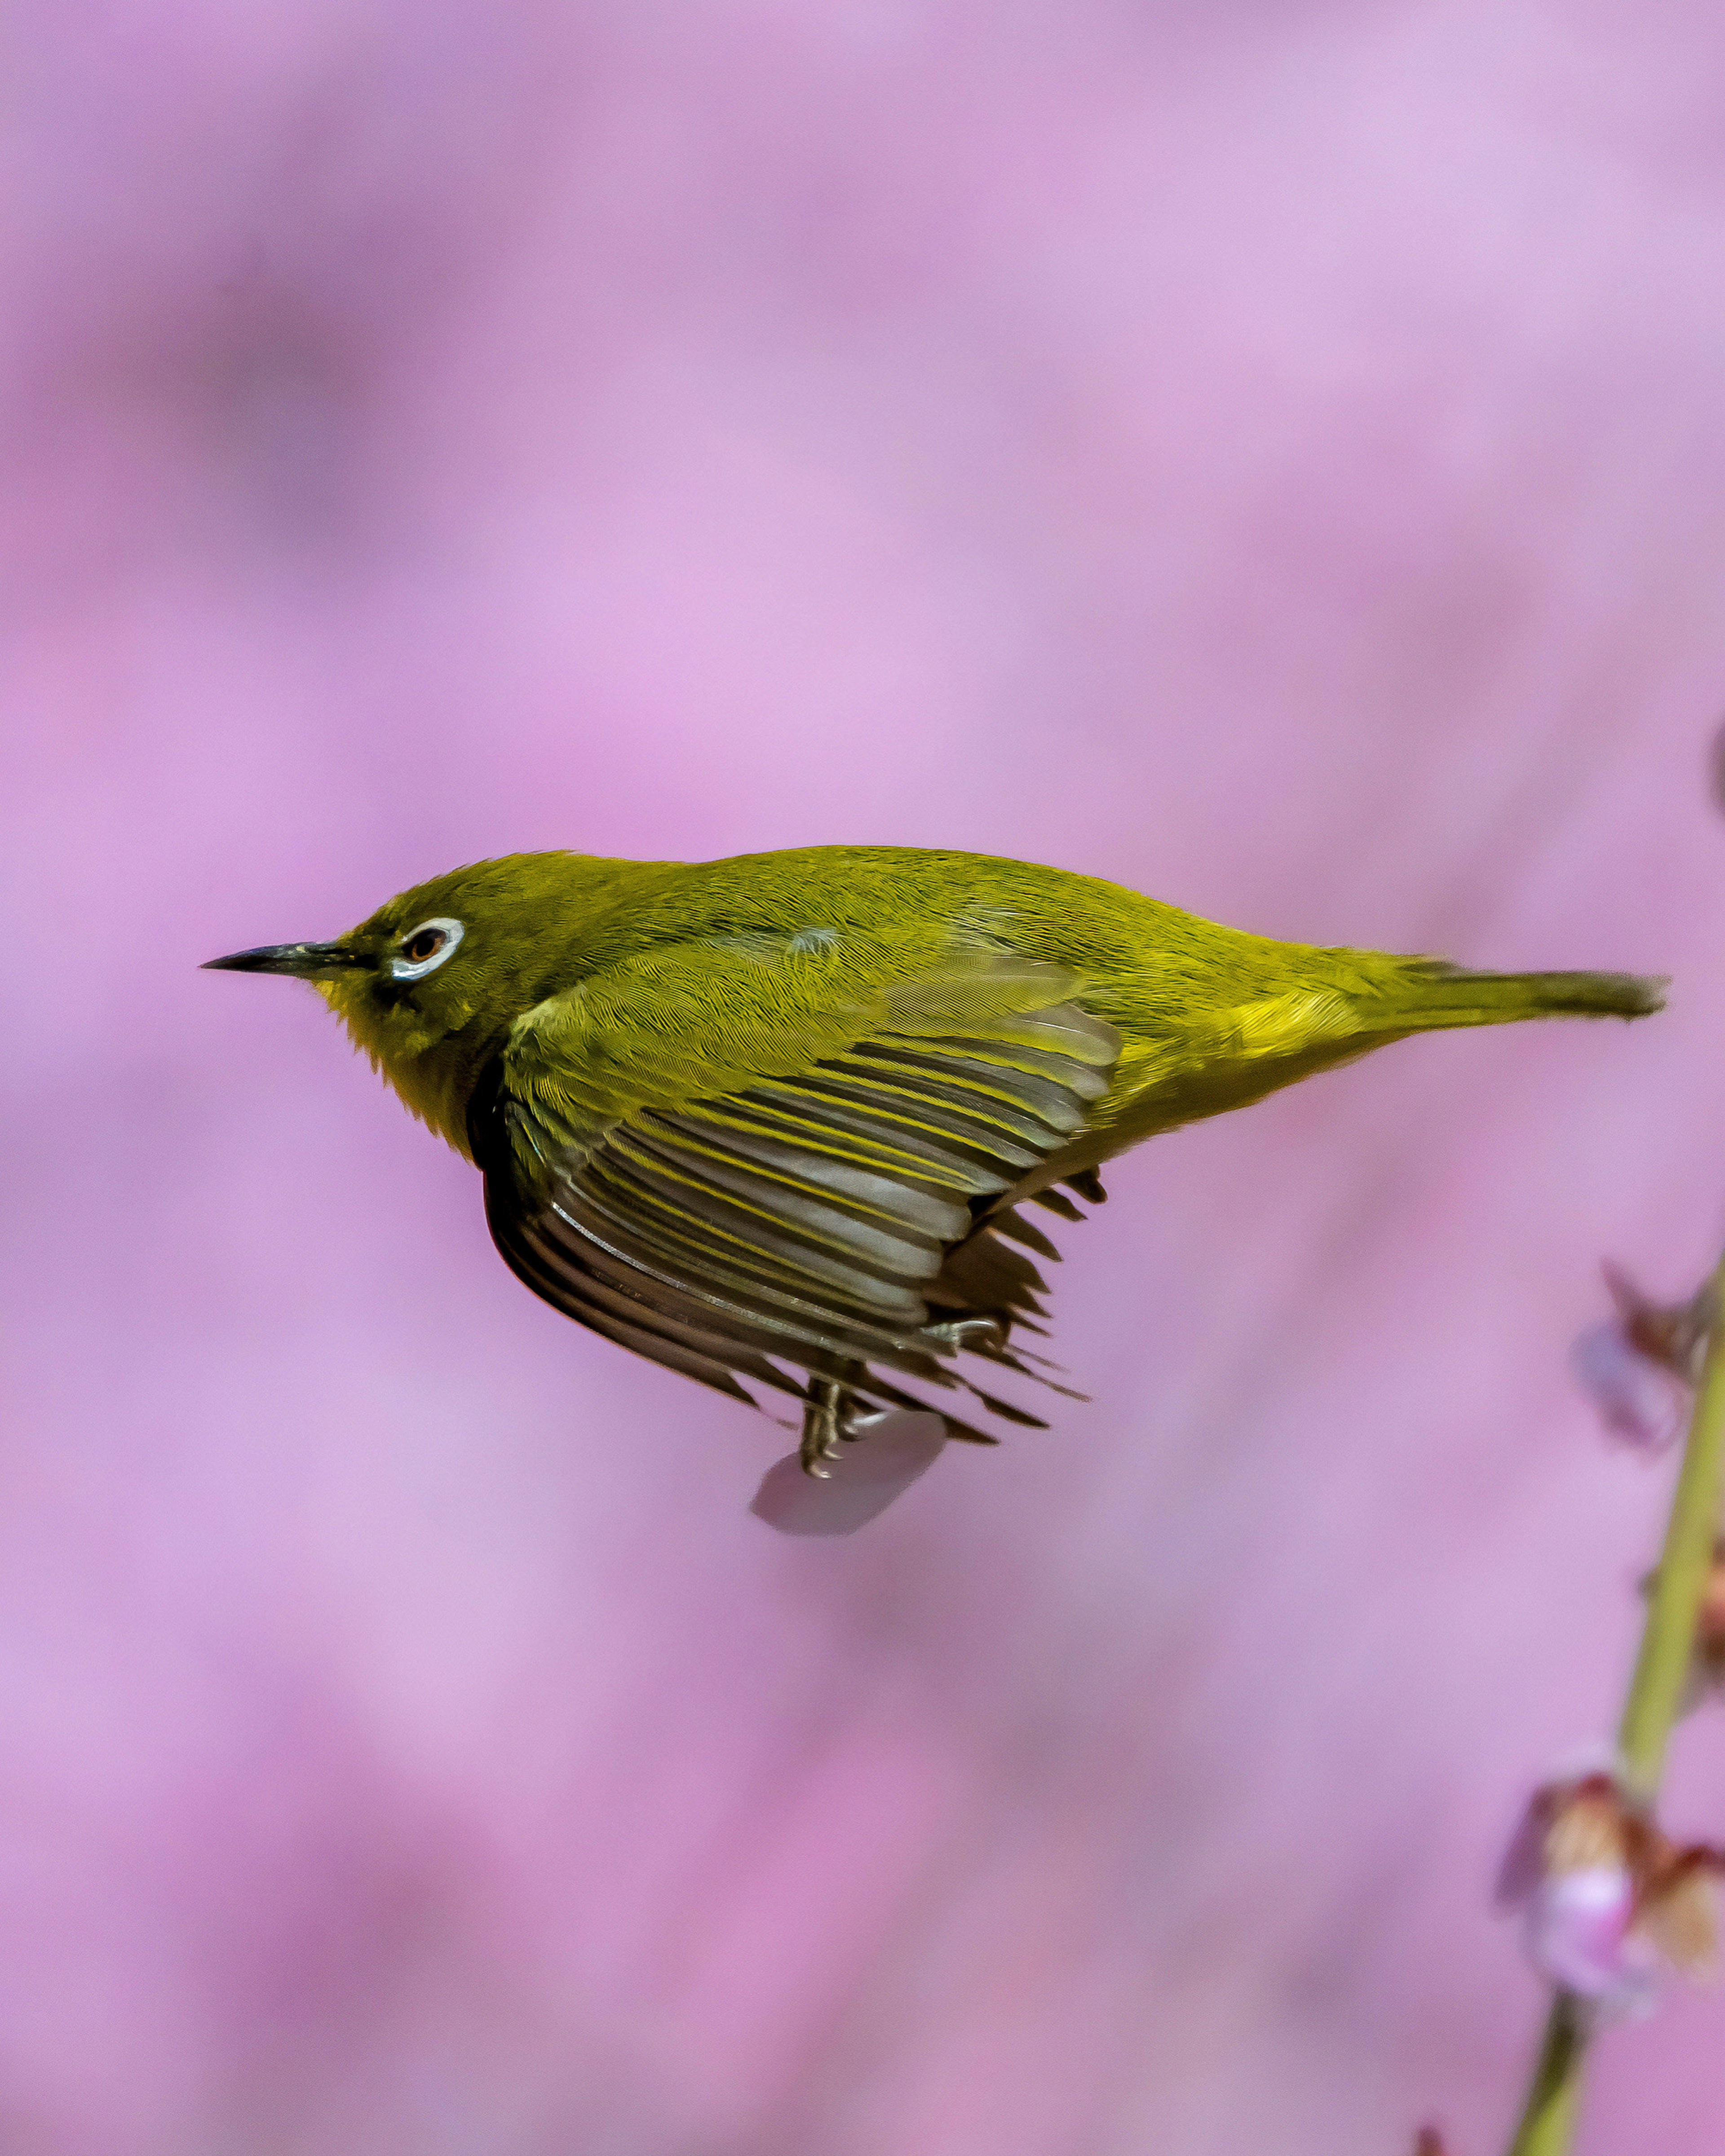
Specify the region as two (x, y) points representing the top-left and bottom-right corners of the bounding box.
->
(1601, 1262), (1712, 1380)
(1695, 1541), (1725, 1696)
(1640, 1537), (1725, 1718)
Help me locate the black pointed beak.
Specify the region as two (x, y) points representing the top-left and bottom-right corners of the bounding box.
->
(202, 940), (371, 978)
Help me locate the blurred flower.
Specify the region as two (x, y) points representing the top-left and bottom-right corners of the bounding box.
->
(1412, 2128), (1450, 2156)
(1570, 1322), (1688, 1452)
(1569, 1262), (1711, 1452)
(1496, 1764), (1725, 2016)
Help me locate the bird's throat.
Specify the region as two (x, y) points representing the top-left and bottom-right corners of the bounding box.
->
(319, 978), (481, 1156)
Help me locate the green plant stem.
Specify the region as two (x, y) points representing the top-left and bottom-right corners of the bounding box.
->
(1618, 1275), (1725, 1787)
(1505, 1997), (1583, 2156)
(1503, 1261), (1725, 2156)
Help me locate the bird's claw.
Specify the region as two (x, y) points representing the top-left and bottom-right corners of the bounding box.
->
(923, 1315), (1006, 1355)
(800, 1378), (850, 1478)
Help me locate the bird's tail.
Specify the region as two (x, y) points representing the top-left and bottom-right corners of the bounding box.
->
(1377, 959), (1666, 1030)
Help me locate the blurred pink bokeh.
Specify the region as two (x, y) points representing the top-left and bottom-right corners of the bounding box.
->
(6, 4), (1725, 2150)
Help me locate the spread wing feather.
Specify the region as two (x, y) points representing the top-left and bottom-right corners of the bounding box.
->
(469, 935), (1120, 1441)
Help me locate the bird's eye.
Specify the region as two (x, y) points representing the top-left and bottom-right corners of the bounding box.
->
(390, 916), (464, 981)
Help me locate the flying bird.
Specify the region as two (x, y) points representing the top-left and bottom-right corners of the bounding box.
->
(206, 846), (1662, 1479)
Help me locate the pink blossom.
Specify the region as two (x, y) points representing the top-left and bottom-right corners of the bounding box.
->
(1497, 1768), (1723, 2017)
(1524, 1864), (1656, 2014)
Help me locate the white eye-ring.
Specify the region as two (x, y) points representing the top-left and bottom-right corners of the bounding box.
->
(391, 916), (464, 980)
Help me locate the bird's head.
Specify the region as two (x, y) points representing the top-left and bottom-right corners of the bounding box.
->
(204, 854), (647, 1151)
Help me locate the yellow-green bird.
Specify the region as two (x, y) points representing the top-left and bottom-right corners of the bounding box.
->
(206, 846), (1661, 1474)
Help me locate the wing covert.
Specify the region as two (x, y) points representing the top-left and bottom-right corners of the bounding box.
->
(469, 934), (1120, 1441)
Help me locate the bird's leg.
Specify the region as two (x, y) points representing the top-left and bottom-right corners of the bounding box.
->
(800, 1378), (849, 1479)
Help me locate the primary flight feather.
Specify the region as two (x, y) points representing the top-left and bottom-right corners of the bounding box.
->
(206, 846), (1662, 1474)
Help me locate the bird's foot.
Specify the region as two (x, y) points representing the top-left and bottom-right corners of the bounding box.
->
(800, 1378), (849, 1478)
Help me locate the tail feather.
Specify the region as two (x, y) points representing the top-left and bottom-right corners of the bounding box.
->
(1390, 960), (1667, 1027)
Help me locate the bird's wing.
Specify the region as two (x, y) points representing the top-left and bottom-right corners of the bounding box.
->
(467, 931), (1121, 1439)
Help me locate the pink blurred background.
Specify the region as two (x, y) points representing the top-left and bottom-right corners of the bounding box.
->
(6, 3), (1725, 2150)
